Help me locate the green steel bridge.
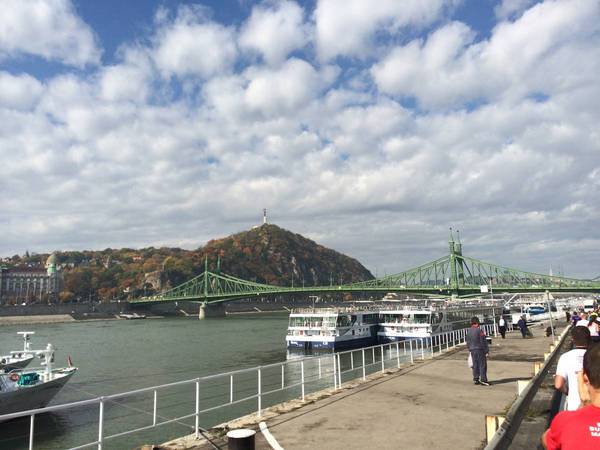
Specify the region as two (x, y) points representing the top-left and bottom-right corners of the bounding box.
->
(131, 232), (600, 305)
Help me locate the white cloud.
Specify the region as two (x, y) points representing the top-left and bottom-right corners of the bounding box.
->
(0, 1), (599, 278)
(0, 72), (44, 110)
(239, 0), (308, 65)
(494, 0), (537, 20)
(372, 0), (600, 108)
(314, 0), (450, 60)
(243, 58), (325, 116)
(99, 48), (153, 103)
(153, 6), (237, 78)
(0, 0), (101, 67)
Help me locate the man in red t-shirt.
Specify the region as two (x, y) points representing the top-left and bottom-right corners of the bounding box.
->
(542, 344), (600, 449)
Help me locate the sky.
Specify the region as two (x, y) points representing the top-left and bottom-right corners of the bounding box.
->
(0, 0), (599, 278)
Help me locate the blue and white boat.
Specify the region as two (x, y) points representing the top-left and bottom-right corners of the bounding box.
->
(285, 307), (379, 351)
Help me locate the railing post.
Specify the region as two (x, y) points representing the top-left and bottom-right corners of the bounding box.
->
(230, 375), (234, 403)
(396, 341), (400, 368)
(318, 358), (322, 379)
(409, 340), (414, 364)
(446, 332), (450, 351)
(337, 353), (342, 387)
(372, 346), (375, 365)
(195, 379), (200, 438)
(29, 414), (35, 450)
(381, 345), (385, 373)
(258, 367), (262, 416)
(351, 351), (354, 370)
(332, 354), (337, 389)
(98, 397), (104, 450)
(362, 348), (366, 380)
(281, 364), (285, 389)
(153, 389), (158, 426)
(301, 360), (305, 401)
(420, 338), (425, 360)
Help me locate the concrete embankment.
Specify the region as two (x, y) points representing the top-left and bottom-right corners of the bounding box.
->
(161, 320), (566, 450)
(0, 314), (76, 325)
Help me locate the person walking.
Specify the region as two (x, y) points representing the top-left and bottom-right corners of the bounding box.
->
(577, 312), (589, 327)
(466, 316), (490, 386)
(542, 344), (600, 449)
(517, 315), (528, 338)
(554, 327), (591, 410)
(498, 316), (507, 339)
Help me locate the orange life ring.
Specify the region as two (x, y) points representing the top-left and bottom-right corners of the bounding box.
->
(9, 373), (20, 382)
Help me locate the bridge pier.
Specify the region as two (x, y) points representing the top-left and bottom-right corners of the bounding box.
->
(198, 302), (226, 319)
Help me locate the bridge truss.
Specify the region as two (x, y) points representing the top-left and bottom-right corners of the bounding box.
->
(131, 232), (600, 304)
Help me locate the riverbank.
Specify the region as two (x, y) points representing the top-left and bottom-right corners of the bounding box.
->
(0, 314), (77, 325)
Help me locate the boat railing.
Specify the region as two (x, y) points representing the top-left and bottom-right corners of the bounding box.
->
(290, 305), (381, 314)
(0, 322), (498, 449)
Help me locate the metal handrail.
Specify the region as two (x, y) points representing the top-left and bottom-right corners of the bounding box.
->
(0, 323), (495, 450)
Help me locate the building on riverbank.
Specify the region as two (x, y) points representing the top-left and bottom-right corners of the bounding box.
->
(0, 253), (62, 304)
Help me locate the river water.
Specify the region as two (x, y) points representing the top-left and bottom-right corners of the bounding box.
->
(0, 313), (294, 449)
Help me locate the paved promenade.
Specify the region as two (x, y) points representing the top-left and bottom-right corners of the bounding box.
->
(166, 321), (565, 450)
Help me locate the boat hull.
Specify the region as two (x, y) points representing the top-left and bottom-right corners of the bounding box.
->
(0, 370), (76, 418)
(0, 356), (34, 373)
(286, 335), (377, 351)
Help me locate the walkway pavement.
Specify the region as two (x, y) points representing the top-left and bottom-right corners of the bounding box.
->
(165, 321), (565, 450)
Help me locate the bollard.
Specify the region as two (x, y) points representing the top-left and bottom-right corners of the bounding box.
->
(485, 415), (505, 443)
(227, 429), (256, 450)
(533, 362), (542, 375)
(517, 379), (529, 395)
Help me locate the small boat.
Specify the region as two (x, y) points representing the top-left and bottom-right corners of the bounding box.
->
(1, 332), (36, 373)
(119, 313), (146, 320)
(0, 343), (77, 418)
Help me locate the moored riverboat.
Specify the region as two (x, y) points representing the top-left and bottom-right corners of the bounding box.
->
(377, 305), (498, 343)
(286, 307), (379, 351)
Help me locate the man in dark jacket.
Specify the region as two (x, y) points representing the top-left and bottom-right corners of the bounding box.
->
(466, 316), (490, 386)
(517, 315), (529, 338)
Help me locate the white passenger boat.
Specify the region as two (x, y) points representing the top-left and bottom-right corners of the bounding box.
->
(286, 307), (379, 351)
(0, 332), (36, 373)
(119, 312), (146, 320)
(0, 343), (77, 417)
(378, 305), (498, 343)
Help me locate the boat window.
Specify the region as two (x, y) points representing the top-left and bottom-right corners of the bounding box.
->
(337, 315), (351, 327)
(413, 314), (430, 324)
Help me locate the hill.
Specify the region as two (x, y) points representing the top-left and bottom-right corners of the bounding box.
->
(202, 224), (373, 286)
(1, 224), (373, 303)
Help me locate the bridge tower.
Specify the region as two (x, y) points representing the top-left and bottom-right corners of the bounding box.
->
(449, 228), (465, 295)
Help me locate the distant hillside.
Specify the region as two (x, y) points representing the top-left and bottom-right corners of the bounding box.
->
(202, 224), (373, 286)
(2, 224), (373, 302)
